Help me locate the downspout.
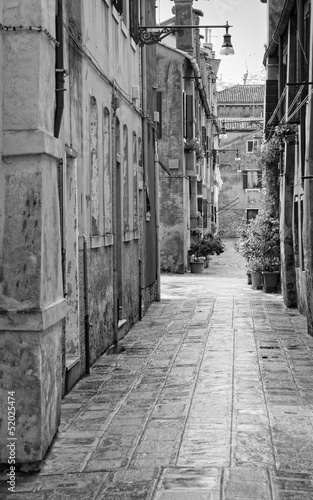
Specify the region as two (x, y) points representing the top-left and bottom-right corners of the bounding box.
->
(154, 127), (160, 301)
(54, 0), (65, 138)
(263, 0), (297, 64)
(82, 235), (90, 375)
(163, 42), (217, 125)
(190, 57), (211, 118)
(111, 92), (118, 348)
(140, 0), (149, 304)
(298, 0), (306, 178)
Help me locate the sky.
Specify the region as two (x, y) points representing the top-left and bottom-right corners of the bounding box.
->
(157, 0), (268, 87)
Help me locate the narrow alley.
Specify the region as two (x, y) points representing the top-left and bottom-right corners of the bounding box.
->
(2, 240), (313, 499)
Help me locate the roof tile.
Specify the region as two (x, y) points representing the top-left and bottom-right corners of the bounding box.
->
(217, 85), (265, 103)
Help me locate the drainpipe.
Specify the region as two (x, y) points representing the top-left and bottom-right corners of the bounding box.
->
(139, 258), (142, 320)
(298, 0), (305, 178)
(111, 93), (119, 348)
(154, 127), (160, 301)
(82, 235), (90, 374)
(140, 0), (149, 304)
(54, 0), (65, 138)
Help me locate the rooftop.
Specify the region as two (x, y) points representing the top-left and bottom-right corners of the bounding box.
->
(217, 85), (265, 104)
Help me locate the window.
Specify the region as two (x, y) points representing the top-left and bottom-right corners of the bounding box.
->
(112, 0), (123, 14)
(133, 132), (138, 230)
(103, 107), (112, 234)
(90, 96), (100, 235)
(123, 125), (130, 231)
(242, 170), (262, 190)
(129, 0), (139, 41)
(185, 94), (194, 140)
(246, 209), (258, 222)
(247, 139), (259, 153)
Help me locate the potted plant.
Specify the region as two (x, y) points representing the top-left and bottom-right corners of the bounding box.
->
(188, 229), (225, 273)
(249, 257), (263, 289)
(237, 135), (281, 291)
(238, 212), (280, 290)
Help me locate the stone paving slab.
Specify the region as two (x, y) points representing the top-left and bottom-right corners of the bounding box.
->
(2, 240), (313, 498)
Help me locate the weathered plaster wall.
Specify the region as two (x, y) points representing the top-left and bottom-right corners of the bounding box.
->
(159, 176), (187, 273)
(0, 0), (66, 464)
(156, 44), (189, 273)
(303, 2), (313, 335)
(0, 324), (62, 463)
(218, 132), (262, 237)
(65, 0), (147, 376)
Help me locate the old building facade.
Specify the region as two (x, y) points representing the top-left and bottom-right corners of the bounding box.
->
(263, 0), (313, 327)
(217, 85), (264, 236)
(0, 0), (158, 466)
(156, 2), (221, 273)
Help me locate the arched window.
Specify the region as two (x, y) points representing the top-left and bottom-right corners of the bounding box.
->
(90, 96), (99, 235)
(123, 125), (129, 231)
(103, 107), (112, 233)
(133, 132), (138, 230)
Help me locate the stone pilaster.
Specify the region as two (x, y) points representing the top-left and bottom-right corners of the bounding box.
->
(0, 0), (66, 466)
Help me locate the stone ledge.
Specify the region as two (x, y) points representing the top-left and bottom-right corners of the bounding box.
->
(0, 297), (67, 331)
(3, 130), (61, 159)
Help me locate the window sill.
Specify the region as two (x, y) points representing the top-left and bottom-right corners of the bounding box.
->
(112, 6), (119, 23)
(131, 38), (137, 52)
(121, 21), (128, 37)
(245, 188), (261, 192)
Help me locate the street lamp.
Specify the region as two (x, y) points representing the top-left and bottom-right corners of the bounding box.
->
(219, 22), (235, 55)
(137, 21), (234, 52)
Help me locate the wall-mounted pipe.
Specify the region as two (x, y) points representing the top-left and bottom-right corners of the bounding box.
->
(54, 0), (65, 138)
(82, 235), (90, 375)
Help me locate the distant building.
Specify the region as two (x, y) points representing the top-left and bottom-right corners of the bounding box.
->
(156, 2), (221, 273)
(216, 85), (265, 236)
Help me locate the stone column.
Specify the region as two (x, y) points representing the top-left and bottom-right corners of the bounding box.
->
(0, 0), (66, 466)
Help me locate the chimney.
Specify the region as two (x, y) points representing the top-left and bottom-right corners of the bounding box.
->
(173, 0), (194, 53)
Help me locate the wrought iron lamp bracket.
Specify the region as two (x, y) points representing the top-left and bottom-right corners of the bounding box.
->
(138, 26), (184, 46)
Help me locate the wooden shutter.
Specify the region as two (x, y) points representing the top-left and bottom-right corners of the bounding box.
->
(129, 0), (139, 42)
(112, 0), (123, 14)
(242, 171), (248, 189)
(202, 126), (206, 152)
(186, 94), (193, 140)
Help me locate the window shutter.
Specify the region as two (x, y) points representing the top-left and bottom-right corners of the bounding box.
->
(201, 126), (206, 152)
(242, 171), (248, 189)
(156, 91), (162, 139)
(186, 94), (193, 140)
(112, 0), (123, 14)
(129, 0), (139, 42)
(183, 92), (186, 138)
(247, 141), (253, 152)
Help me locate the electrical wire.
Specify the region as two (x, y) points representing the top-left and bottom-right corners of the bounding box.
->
(0, 22), (59, 45)
(64, 21), (142, 115)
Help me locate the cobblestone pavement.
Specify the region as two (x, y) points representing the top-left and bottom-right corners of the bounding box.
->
(2, 240), (313, 499)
